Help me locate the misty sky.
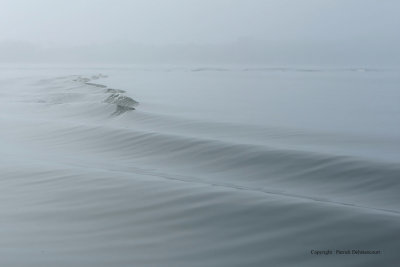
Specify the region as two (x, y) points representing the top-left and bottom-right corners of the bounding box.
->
(0, 0), (399, 65)
(1, 0), (399, 46)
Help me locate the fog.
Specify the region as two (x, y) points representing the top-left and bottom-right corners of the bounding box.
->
(2, 2), (400, 266)
(1, 0), (399, 65)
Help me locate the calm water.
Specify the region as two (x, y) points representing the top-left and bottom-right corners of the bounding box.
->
(0, 65), (399, 266)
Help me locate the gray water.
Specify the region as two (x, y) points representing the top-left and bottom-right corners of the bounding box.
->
(0, 66), (399, 266)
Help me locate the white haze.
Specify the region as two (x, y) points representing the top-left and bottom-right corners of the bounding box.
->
(0, 0), (399, 66)
(1, 1), (400, 266)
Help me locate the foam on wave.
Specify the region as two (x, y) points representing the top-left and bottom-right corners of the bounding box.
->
(71, 74), (139, 115)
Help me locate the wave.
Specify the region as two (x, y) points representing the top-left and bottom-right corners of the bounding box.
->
(36, 74), (139, 116)
(24, 121), (399, 214)
(1, 73), (399, 266)
(14, 75), (400, 213)
(104, 93), (138, 115)
(2, 161), (399, 267)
